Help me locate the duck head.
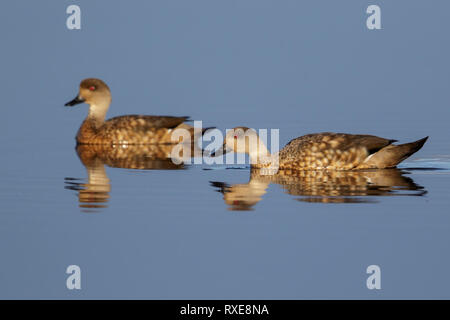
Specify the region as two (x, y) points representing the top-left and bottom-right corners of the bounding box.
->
(65, 78), (112, 121)
(211, 127), (270, 164)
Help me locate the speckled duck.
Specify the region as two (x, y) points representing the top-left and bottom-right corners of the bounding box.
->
(65, 78), (203, 145)
(215, 127), (428, 170)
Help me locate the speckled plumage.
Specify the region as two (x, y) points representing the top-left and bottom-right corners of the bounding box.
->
(76, 115), (191, 145)
(66, 78), (200, 145)
(224, 128), (428, 171)
(272, 132), (394, 170)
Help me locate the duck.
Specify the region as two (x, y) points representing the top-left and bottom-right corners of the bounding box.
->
(212, 127), (428, 171)
(65, 78), (207, 145)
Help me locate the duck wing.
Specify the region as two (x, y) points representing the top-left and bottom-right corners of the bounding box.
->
(104, 115), (190, 130)
(332, 134), (396, 155)
(283, 133), (395, 154)
(279, 132), (397, 170)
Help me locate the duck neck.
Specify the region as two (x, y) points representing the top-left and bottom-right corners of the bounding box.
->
(87, 100), (110, 126)
(248, 139), (272, 167)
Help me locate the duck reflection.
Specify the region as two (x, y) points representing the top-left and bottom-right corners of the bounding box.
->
(65, 144), (189, 211)
(210, 168), (427, 210)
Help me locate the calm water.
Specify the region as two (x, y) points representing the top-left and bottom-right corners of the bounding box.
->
(1, 0), (450, 299)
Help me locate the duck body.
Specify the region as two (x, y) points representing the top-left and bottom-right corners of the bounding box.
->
(220, 128), (428, 171)
(267, 132), (427, 170)
(273, 132), (417, 171)
(66, 78), (200, 145)
(76, 115), (190, 145)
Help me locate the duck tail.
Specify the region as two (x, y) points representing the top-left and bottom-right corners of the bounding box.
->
(174, 124), (216, 155)
(174, 124), (215, 139)
(364, 136), (428, 168)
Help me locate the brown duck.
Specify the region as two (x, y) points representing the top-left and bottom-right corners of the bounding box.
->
(65, 78), (204, 145)
(215, 127), (428, 170)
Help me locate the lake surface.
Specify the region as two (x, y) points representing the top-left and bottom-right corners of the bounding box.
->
(1, 122), (449, 299)
(1, 0), (450, 299)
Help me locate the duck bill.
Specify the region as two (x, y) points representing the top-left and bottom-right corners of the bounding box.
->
(65, 96), (85, 107)
(210, 143), (232, 157)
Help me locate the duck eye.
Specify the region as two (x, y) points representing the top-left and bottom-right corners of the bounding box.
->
(89, 86), (96, 91)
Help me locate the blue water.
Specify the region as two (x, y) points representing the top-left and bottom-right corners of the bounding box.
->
(1, 0), (450, 299)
